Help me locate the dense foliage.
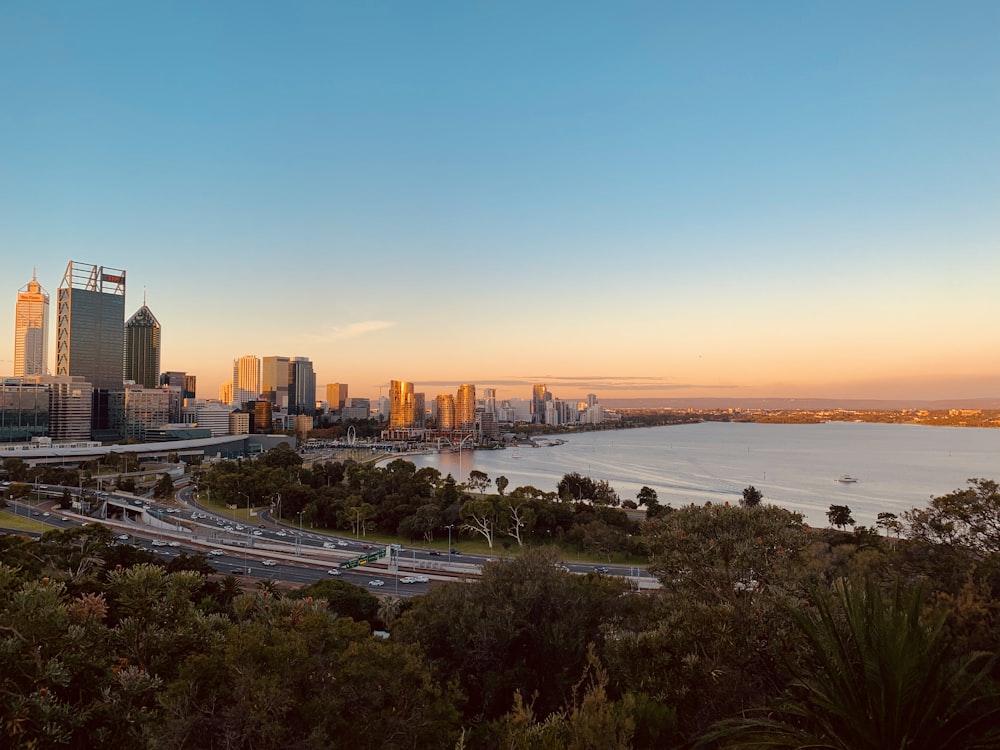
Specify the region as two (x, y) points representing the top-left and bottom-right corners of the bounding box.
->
(3, 455), (1000, 748)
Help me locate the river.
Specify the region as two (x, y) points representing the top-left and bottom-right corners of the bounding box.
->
(402, 421), (1000, 528)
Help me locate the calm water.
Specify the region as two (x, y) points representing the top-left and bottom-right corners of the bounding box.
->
(403, 422), (1000, 528)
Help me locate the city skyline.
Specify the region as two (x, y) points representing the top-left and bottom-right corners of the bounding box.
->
(2, 3), (999, 405)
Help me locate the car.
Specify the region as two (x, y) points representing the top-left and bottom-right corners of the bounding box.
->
(322, 542), (336, 549)
(151, 540), (167, 547)
(252, 530), (263, 536)
(257, 524), (265, 529)
(60, 517), (69, 521)
(261, 560), (277, 567)
(336, 540), (348, 547)
(361, 544), (372, 550)
(167, 541), (181, 548)
(42, 512), (50, 517)
(117, 534), (130, 540)
(208, 549), (225, 556)
(327, 568), (341, 576)
(414, 575), (429, 583)
(275, 531), (287, 537)
(428, 550), (441, 556)
(400, 576), (418, 584)
(594, 566), (610, 574)
(390, 543), (402, 551)
(450, 548), (460, 555)
(368, 579), (384, 587)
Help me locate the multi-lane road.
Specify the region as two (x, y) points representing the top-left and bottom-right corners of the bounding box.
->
(2, 482), (657, 594)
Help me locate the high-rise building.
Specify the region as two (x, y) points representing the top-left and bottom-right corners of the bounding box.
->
(326, 383), (348, 410)
(389, 380), (418, 429)
(56, 261), (126, 390)
(436, 394), (456, 431)
(232, 355), (260, 407)
(289, 356), (316, 415)
(456, 383), (476, 431)
(56, 261), (126, 439)
(532, 384), (549, 424)
(13, 272), (49, 377)
(123, 302), (161, 388)
(219, 381), (233, 405)
(262, 355), (290, 409)
(0, 377), (50, 443)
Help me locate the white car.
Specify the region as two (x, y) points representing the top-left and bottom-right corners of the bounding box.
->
(336, 540), (348, 547)
(400, 576), (417, 584)
(322, 542), (336, 549)
(167, 541), (181, 548)
(261, 560), (277, 567)
(275, 531), (287, 537)
(368, 579), (384, 587)
(151, 540), (167, 547)
(327, 568), (341, 576)
(117, 534), (130, 540)
(252, 530), (263, 536)
(208, 549), (225, 556)
(414, 575), (429, 583)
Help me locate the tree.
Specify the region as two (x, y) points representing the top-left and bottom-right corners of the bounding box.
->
(495, 475), (509, 496)
(703, 578), (1000, 750)
(827, 504), (854, 530)
(461, 497), (499, 549)
(876, 511), (902, 537)
(905, 478), (1000, 557)
(153, 473), (174, 499)
(741, 485), (763, 508)
(467, 470), (491, 495)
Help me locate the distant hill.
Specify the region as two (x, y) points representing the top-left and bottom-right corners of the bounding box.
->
(602, 397), (1000, 410)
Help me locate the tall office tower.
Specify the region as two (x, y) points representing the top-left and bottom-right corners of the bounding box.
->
(532, 384), (549, 424)
(389, 380), (417, 429)
(183, 374), (196, 399)
(482, 387), (497, 418)
(56, 261), (126, 438)
(219, 381), (233, 404)
(232, 355), (260, 407)
(456, 383), (476, 431)
(261, 355), (290, 409)
(326, 383), (348, 410)
(123, 302), (161, 388)
(289, 356), (316, 415)
(436, 394), (456, 430)
(14, 272), (50, 377)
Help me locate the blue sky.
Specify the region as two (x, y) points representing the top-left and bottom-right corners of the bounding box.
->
(2, 1), (998, 403)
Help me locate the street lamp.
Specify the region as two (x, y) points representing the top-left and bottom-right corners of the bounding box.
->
(445, 524), (454, 562)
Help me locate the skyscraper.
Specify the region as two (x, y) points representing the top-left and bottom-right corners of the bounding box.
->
(289, 356), (316, 415)
(436, 394), (456, 431)
(456, 383), (476, 431)
(262, 355), (290, 409)
(14, 272), (50, 377)
(56, 261), (126, 438)
(389, 380), (417, 429)
(232, 355), (261, 407)
(532, 384), (548, 424)
(124, 301), (161, 388)
(326, 383), (348, 410)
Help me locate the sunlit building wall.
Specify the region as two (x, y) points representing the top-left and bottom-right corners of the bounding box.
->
(456, 383), (476, 431)
(436, 394), (455, 431)
(0, 377), (50, 443)
(13, 273), (49, 377)
(232, 355), (260, 407)
(262, 355), (290, 409)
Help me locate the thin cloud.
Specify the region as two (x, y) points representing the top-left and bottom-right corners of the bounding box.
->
(309, 321), (396, 342)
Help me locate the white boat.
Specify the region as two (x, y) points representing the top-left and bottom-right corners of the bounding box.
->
(837, 475), (859, 483)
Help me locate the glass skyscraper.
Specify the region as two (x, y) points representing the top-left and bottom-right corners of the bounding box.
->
(124, 303), (161, 388)
(56, 261), (126, 438)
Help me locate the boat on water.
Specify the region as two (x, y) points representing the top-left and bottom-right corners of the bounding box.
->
(837, 474), (859, 483)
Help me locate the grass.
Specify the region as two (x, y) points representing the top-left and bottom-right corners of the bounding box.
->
(0, 510), (51, 534)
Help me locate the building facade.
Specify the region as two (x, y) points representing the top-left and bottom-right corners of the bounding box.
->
(436, 394), (456, 431)
(124, 304), (161, 388)
(289, 357), (316, 415)
(326, 383), (348, 410)
(0, 377), (50, 443)
(14, 273), (50, 378)
(232, 355), (260, 408)
(456, 383), (476, 432)
(56, 261), (126, 439)
(261, 356), (290, 409)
